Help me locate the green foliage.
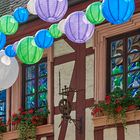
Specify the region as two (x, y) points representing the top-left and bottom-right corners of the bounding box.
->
(92, 88), (140, 128)
(10, 108), (49, 140)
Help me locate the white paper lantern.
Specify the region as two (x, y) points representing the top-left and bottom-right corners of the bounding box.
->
(27, 0), (37, 15)
(58, 19), (66, 33)
(0, 50), (19, 91)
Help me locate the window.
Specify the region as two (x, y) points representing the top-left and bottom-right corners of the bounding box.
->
(107, 30), (140, 96)
(22, 58), (47, 110)
(0, 90), (6, 123)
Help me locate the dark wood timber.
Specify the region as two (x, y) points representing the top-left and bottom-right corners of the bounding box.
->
(94, 129), (103, 140)
(117, 126), (125, 140)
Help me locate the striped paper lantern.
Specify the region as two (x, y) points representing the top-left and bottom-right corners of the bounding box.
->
(0, 32), (6, 50)
(17, 36), (44, 64)
(35, 29), (54, 49)
(35, 0), (68, 23)
(65, 11), (95, 43)
(0, 15), (18, 35)
(13, 7), (29, 23)
(86, 2), (105, 25)
(5, 45), (16, 57)
(49, 24), (63, 39)
(102, 0), (135, 24)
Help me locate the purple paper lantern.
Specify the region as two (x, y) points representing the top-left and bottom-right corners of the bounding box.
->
(65, 11), (95, 43)
(35, 0), (68, 23)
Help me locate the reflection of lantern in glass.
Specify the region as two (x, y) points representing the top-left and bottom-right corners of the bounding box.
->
(49, 24), (63, 39)
(5, 45), (16, 57)
(13, 7), (29, 23)
(35, 0), (68, 23)
(0, 15), (18, 35)
(0, 50), (19, 91)
(0, 32), (6, 50)
(102, 0), (135, 24)
(86, 2), (105, 25)
(65, 11), (95, 43)
(17, 36), (44, 64)
(34, 29), (54, 49)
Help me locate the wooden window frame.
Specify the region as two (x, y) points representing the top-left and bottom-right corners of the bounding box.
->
(107, 29), (140, 94)
(22, 57), (48, 110)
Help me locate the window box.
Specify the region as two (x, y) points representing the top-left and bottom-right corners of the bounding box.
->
(93, 110), (140, 128)
(2, 124), (53, 140)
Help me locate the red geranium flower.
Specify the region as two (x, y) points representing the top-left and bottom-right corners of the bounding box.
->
(115, 106), (123, 113)
(18, 107), (23, 112)
(105, 96), (111, 104)
(28, 109), (34, 114)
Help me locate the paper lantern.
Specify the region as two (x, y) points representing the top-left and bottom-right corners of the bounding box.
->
(13, 41), (19, 52)
(86, 2), (105, 25)
(0, 15), (18, 35)
(58, 19), (66, 33)
(0, 50), (19, 91)
(65, 11), (95, 43)
(13, 7), (29, 23)
(35, 0), (68, 23)
(49, 24), (63, 39)
(0, 32), (6, 50)
(5, 45), (16, 57)
(34, 29), (54, 49)
(102, 0), (135, 24)
(17, 36), (44, 64)
(27, 0), (37, 15)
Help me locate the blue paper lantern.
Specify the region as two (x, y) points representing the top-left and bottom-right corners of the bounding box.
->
(5, 45), (16, 57)
(34, 29), (54, 49)
(102, 0), (135, 24)
(13, 7), (29, 23)
(0, 32), (6, 50)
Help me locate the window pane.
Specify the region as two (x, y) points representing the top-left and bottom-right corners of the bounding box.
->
(111, 57), (123, 75)
(0, 91), (6, 102)
(38, 62), (47, 77)
(127, 71), (140, 88)
(26, 66), (35, 80)
(128, 35), (140, 53)
(111, 75), (123, 91)
(26, 80), (35, 95)
(0, 102), (5, 115)
(38, 92), (47, 108)
(128, 53), (140, 71)
(38, 77), (47, 92)
(128, 88), (140, 96)
(111, 39), (123, 57)
(25, 95), (35, 109)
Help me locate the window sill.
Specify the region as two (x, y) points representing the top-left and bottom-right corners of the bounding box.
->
(93, 110), (140, 127)
(2, 124), (53, 140)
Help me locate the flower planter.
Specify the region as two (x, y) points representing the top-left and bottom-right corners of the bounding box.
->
(2, 124), (53, 140)
(93, 110), (140, 127)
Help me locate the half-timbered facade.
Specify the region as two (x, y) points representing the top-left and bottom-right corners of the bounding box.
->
(1, 0), (140, 140)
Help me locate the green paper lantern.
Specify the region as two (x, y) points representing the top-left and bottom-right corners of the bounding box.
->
(0, 15), (18, 35)
(85, 2), (105, 25)
(49, 24), (63, 39)
(17, 36), (44, 64)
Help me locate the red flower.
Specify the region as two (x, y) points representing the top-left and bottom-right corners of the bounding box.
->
(115, 106), (123, 113)
(91, 107), (101, 116)
(12, 113), (17, 118)
(105, 96), (111, 104)
(18, 107), (23, 112)
(28, 109), (34, 114)
(127, 105), (136, 111)
(115, 99), (119, 104)
(21, 111), (27, 115)
(12, 121), (16, 125)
